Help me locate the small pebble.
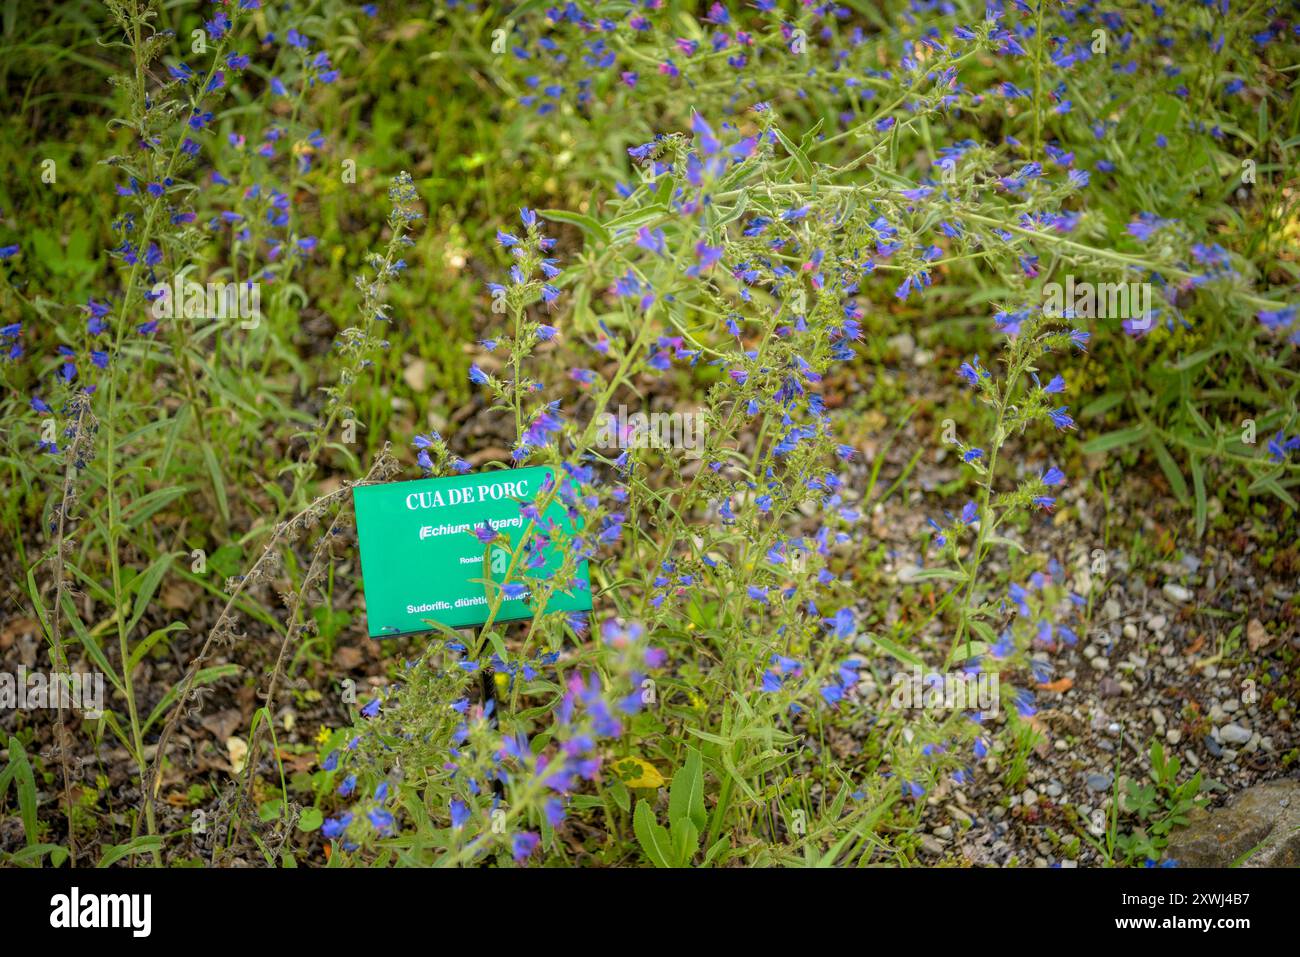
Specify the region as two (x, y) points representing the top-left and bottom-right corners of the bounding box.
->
(1220, 723), (1252, 745)
(1163, 583), (1192, 603)
(1086, 773), (1112, 792)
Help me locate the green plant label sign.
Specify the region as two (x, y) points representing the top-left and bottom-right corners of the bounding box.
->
(352, 466), (591, 637)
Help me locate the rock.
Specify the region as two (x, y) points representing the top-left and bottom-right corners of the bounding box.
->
(1163, 583), (1192, 604)
(402, 358), (428, 391)
(1148, 614), (1167, 632)
(1220, 723), (1252, 745)
(1204, 735), (1223, 758)
(1090, 656), (1109, 672)
(1046, 782), (1063, 799)
(1165, 780), (1300, 867)
(1150, 708), (1166, 727)
(919, 835), (945, 856)
(1086, 773), (1112, 793)
(934, 825), (954, 840)
(1166, 729), (1182, 744)
(1246, 618), (1273, 652)
(886, 332), (916, 358)
(1122, 623), (1138, 640)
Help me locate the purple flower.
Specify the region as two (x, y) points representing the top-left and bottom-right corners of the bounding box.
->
(512, 831), (540, 862)
(691, 113), (720, 156)
(450, 800), (471, 830)
(824, 607), (855, 639)
(1047, 407), (1075, 431)
(367, 808), (395, 835)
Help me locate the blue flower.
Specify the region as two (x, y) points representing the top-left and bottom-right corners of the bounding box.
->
(824, 607), (855, 639)
(450, 799), (471, 830)
(1048, 407), (1075, 431)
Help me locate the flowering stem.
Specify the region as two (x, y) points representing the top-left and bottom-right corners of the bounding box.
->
(1032, 0), (1046, 159)
(946, 384), (1012, 668)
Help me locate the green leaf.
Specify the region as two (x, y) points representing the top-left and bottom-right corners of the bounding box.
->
(127, 622), (186, 672)
(866, 633), (925, 668)
(539, 209), (610, 244)
(1080, 392), (1125, 419)
(126, 552), (177, 638)
(1148, 436), (1189, 504)
(669, 746), (707, 834)
(774, 126), (813, 180)
(1249, 474), (1297, 509)
(2, 737), (39, 847)
(633, 800), (673, 868)
(297, 807), (323, 832)
(701, 836), (730, 867)
(1082, 425), (1148, 454)
(201, 443), (231, 524)
(5, 843), (68, 867)
(97, 835), (162, 867)
(1191, 457), (1208, 539)
(670, 817), (700, 867)
(904, 567), (967, 583)
(58, 595), (125, 696)
(608, 777), (630, 814)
